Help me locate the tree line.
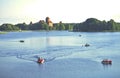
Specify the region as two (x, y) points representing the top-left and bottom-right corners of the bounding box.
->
(0, 18), (120, 31)
(73, 18), (120, 32)
(0, 21), (74, 31)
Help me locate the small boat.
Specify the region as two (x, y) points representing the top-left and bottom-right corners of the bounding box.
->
(37, 58), (45, 64)
(101, 59), (112, 64)
(85, 43), (90, 47)
(19, 40), (24, 43)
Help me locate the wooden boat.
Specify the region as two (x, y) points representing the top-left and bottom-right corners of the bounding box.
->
(37, 58), (45, 64)
(101, 59), (112, 64)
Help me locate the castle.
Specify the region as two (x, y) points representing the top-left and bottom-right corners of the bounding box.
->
(45, 17), (53, 27)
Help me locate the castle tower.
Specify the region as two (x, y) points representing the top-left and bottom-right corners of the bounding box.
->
(45, 17), (53, 27)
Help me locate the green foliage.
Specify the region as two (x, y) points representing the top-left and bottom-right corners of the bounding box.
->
(0, 32), (7, 34)
(16, 23), (28, 30)
(59, 23), (65, 30)
(53, 23), (74, 31)
(28, 22), (50, 30)
(73, 18), (120, 32)
(42, 23), (49, 30)
(0, 24), (19, 31)
(54, 23), (59, 30)
(64, 24), (74, 31)
(1, 18), (120, 31)
(29, 23), (41, 30)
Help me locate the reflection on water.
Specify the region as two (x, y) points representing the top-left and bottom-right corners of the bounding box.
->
(102, 64), (112, 70)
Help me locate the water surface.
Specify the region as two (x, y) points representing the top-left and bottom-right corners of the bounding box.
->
(0, 31), (120, 78)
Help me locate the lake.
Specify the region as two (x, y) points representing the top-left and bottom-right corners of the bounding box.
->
(0, 31), (120, 78)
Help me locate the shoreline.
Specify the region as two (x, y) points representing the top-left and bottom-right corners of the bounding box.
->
(0, 30), (120, 33)
(0, 31), (7, 34)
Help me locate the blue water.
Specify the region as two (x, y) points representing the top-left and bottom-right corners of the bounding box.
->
(0, 31), (120, 78)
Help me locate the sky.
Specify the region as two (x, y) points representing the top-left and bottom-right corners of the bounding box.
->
(0, 0), (120, 25)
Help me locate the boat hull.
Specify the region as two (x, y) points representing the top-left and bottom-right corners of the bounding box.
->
(37, 59), (45, 64)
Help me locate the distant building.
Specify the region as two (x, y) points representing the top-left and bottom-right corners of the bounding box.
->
(45, 17), (53, 27)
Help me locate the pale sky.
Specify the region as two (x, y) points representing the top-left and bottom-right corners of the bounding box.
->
(0, 0), (120, 25)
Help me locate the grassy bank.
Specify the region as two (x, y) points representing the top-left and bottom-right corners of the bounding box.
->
(0, 31), (7, 34)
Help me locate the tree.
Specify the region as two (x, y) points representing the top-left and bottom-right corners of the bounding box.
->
(42, 23), (49, 30)
(107, 19), (115, 30)
(16, 23), (28, 30)
(73, 18), (120, 32)
(58, 21), (65, 30)
(0, 24), (19, 31)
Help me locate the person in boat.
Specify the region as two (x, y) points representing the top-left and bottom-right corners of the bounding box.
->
(37, 57), (45, 64)
(101, 59), (112, 64)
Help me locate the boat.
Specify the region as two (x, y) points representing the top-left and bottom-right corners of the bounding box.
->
(101, 59), (112, 64)
(19, 40), (24, 43)
(85, 43), (90, 47)
(37, 58), (45, 64)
